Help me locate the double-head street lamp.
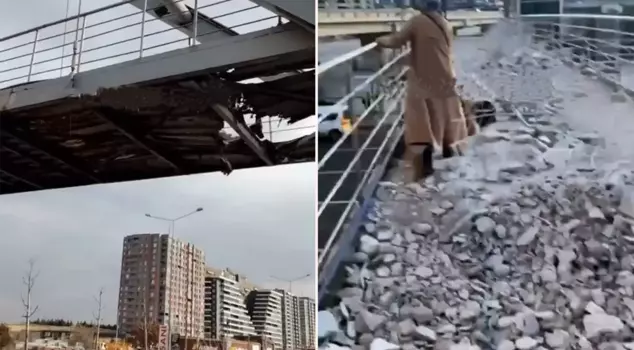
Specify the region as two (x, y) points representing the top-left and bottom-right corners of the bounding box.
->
(145, 207), (203, 350)
(271, 273), (312, 294)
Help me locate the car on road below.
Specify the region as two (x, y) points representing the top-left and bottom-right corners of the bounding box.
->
(318, 103), (352, 140)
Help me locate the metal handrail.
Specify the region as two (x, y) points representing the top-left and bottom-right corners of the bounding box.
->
(515, 13), (634, 93)
(521, 13), (634, 21)
(318, 86), (406, 266)
(317, 42), (377, 76)
(0, 0), (280, 89)
(317, 42), (408, 271)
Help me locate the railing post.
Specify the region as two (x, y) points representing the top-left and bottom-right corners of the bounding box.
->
(140, 0), (148, 58)
(27, 30), (39, 82)
(76, 16), (87, 73)
(192, 0), (199, 45)
(70, 0), (82, 75)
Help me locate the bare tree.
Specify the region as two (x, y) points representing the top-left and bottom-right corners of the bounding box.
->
(21, 259), (39, 350)
(93, 288), (104, 350)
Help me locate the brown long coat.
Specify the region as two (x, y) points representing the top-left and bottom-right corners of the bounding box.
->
(376, 12), (477, 150)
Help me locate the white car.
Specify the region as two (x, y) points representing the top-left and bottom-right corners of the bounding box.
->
(318, 104), (352, 140)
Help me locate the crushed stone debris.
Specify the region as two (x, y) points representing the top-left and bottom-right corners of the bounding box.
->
(319, 43), (634, 350)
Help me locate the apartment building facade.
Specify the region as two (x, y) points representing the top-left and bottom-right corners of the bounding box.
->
(116, 234), (205, 338)
(297, 297), (315, 349)
(278, 291), (300, 350)
(245, 290), (284, 349)
(277, 291), (315, 350)
(204, 268), (257, 340)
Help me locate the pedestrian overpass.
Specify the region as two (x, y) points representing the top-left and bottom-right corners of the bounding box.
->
(318, 8), (503, 37)
(0, 0), (315, 195)
(318, 13), (634, 304)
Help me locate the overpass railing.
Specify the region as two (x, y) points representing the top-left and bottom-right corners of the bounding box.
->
(317, 43), (408, 301)
(0, 0), (281, 89)
(316, 12), (634, 302)
(318, 0), (406, 10)
(505, 13), (634, 94)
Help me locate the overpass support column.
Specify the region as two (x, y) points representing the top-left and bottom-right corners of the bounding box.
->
(324, 0), (338, 8)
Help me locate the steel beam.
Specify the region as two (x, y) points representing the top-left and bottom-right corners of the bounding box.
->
(0, 128), (103, 183)
(128, 0), (314, 42)
(128, 0), (239, 42)
(2, 25), (313, 111)
(95, 108), (186, 173)
(251, 0), (315, 30)
(211, 103), (273, 166)
(0, 165), (42, 189)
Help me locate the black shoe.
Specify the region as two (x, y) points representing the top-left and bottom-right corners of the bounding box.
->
(420, 144), (434, 178)
(411, 143), (434, 181)
(442, 145), (455, 158)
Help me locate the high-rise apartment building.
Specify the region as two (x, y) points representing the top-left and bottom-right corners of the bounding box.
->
(297, 297), (315, 349)
(116, 234), (205, 338)
(204, 267), (256, 339)
(245, 290), (283, 349)
(278, 290), (300, 350)
(275, 291), (316, 350)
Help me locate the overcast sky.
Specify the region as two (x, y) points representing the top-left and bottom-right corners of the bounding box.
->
(0, 163), (316, 324)
(0, 0), (316, 325)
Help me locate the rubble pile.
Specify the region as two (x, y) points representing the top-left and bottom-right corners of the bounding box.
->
(318, 109), (634, 350)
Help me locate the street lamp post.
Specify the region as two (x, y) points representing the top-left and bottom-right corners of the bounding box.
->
(270, 274), (311, 349)
(146, 207), (203, 350)
(270, 273), (312, 294)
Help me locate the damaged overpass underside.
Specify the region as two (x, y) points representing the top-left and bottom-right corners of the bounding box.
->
(0, 23), (315, 195)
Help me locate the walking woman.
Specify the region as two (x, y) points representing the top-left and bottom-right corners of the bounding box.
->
(375, 0), (477, 180)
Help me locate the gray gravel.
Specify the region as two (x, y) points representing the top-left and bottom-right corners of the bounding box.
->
(318, 46), (634, 350)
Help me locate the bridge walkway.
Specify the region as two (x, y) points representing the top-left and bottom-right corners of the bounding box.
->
(317, 13), (634, 311)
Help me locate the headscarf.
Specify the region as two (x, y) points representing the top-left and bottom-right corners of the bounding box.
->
(414, 0), (442, 12)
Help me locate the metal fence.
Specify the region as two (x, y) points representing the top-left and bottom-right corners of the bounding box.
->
(0, 0), (283, 89)
(316, 11), (634, 302)
(318, 0), (407, 9)
(514, 13), (634, 92)
(317, 43), (408, 300)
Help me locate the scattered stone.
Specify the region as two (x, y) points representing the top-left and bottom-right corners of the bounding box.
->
(412, 222), (433, 235)
(517, 225), (539, 246)
(357, 310), (386, 333)
(545, 329), (569, 348)
(359, 235), (380, 255)
(318, 311), (338, 339)
(414, 326), (437, 341)
(318, 67), (634, 350)
(414, 266), (434, 278)
(497, 339), (515, 350)
(515, 337), (538, 350)
(475, 216), (496, 234)
(369, 338), (399, 350)
(583, 313), (624, 338)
